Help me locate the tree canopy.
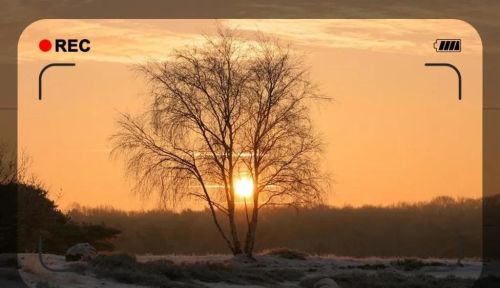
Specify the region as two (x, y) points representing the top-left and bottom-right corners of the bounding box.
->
(112, 28), (327, 257)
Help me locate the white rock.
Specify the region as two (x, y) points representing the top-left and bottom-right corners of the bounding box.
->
(314, 278), (341, 288)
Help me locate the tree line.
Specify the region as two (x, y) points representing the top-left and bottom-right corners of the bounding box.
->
(68, 196), (483, 258)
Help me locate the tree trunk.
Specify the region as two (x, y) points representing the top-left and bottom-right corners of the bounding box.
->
(226, 158), (243, 255)
(201, 184), (236, 256)
(229, 217), (242, 255)
(228, 201), (243, 255)
(243, 200), (259, 258)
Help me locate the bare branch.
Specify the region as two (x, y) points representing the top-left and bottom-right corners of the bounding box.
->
(111, 27), (329, 256)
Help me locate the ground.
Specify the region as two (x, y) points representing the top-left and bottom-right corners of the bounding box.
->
(17, 253), (482, 288)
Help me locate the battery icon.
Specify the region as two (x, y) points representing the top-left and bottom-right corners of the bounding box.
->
(434, 39), (461, 52)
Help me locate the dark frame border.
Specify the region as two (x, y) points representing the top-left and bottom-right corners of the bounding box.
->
(1, 1), (499, 286)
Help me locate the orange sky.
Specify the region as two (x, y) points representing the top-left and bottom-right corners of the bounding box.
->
(17, 20), (482, 210)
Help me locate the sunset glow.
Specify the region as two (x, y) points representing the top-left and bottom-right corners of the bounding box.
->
(17, 19), (482, 210)
(235, 177), (254, 199)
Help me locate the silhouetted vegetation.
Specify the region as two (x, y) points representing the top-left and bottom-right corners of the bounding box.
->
(0, 146), (121, 254)
(389, 258), (447, 271)
(0, 183), (18, 253)
(14, 183), (120, 254)
(68, 196), (482, 258)
(261, 248), (309, 260)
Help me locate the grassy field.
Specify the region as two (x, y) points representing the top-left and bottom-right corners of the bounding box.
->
(17, 249), (483, 288)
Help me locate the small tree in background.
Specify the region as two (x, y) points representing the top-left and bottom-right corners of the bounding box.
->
(112, 28), (327, 258)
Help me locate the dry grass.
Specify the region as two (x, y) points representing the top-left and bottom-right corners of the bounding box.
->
(301, 273), (475, 288)
(84, 253), (305, 287)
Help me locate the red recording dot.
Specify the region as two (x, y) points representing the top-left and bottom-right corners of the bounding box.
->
(39, 39), (52, 52)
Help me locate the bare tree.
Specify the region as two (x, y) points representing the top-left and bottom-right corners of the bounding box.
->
(0, 143), (33, 185)
(112, 28), (326, 257)
(0, 143), (17, 185)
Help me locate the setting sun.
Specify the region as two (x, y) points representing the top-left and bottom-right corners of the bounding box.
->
(235, 177), (254, 198)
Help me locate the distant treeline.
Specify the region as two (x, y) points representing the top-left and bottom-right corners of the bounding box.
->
(67, 196), (483, 258)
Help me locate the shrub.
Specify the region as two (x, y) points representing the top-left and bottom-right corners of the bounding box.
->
(261, 247), (309, 260)
(91, 253), (137, 269)
(390, 258), (446, 271)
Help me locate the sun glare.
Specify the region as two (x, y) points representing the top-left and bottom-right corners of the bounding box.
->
(235, 177), (254, 198)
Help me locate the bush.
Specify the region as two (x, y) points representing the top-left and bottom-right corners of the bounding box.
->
(13, 183), (120, 254)
(390, 258), (446, 271)
(91, 253), (137, 269)
(261, 247), (309, 260)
